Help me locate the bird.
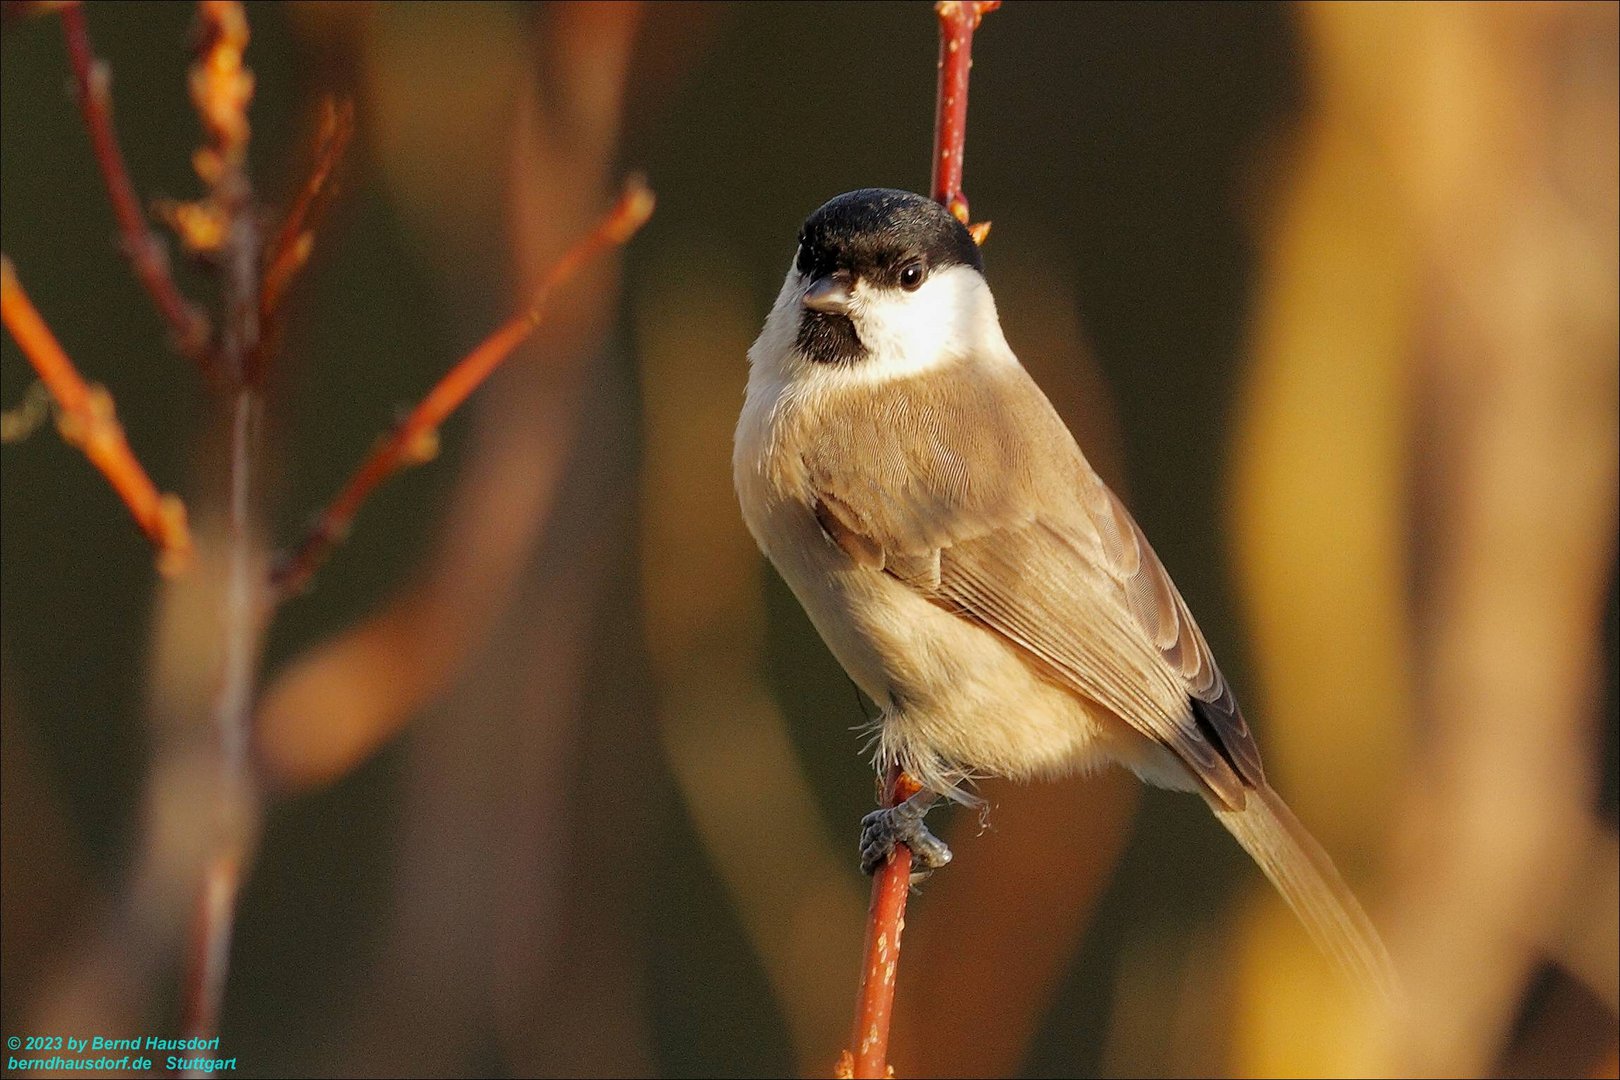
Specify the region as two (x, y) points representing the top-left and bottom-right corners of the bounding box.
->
(732, 187), (1396, 1000)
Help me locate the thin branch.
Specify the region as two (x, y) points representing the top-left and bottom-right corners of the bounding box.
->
(182, 0), (263, 1051)
(59, 2), (211, 365)
(271, 175), (655, 599)
(0, 255), (193, 573)
(186, 0), (257, 382)
(180, 855), (240, 1043)
(260, 97), (355, 323)
(846, 767), (921, 1080)
(845, 5), (997, 1077)
(930, 0), (999, 226)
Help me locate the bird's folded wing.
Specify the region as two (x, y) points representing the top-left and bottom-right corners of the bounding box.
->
(803, 368), (1262, 806)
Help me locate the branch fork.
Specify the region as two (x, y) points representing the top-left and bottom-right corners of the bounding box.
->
(8, 2), (657, 1053)
(0, 257), (193, 574)
(271, 175), (656, 599)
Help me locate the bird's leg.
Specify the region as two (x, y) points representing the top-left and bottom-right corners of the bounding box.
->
(859, 789), (950, 875)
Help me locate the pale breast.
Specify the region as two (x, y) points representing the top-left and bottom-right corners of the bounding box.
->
(733, 376), (1118, 794)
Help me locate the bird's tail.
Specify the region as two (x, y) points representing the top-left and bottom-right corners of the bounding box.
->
(1209, 782), (1400, 1005)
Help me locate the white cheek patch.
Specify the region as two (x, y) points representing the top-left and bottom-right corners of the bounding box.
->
(746, 262), (1018, 404)
(830, 264), (1015, 387)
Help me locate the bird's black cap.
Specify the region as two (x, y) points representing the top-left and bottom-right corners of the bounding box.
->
(796, 188), (983, 288)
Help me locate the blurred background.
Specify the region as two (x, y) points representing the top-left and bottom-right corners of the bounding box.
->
(2, 2), (1615, 1077)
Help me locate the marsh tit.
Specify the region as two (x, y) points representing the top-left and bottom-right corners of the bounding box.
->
(733, 188), (1395, 998)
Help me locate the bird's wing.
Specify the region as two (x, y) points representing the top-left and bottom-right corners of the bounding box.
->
(803, 362), (1262, 806)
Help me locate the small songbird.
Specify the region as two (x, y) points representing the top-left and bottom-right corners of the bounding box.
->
(733, 188), (1395, 998)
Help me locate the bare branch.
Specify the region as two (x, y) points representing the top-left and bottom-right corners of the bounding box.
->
(0, 255), (193, 573)
(271, 176), (656, 598)
(848, 768), (921, 1079)
(930, 1), (999, 225)
(59, 3), (211, 366)
(260, 97), (355, 323)
(180, 0), (264, 1043)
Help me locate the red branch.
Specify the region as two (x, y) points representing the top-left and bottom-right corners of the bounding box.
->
(260, 98), (355, 324)
(930, 1), (1000, 226)
(846, 768), (923, 1079)
(59, 3), (211, 365)
(844, 5), (997, 1078)
(178, 2), (261, 1049)
(271, 176), (656, 598)
(0, 256), (193, 573)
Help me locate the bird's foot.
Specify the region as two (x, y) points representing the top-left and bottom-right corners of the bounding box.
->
(859, 792), (951, 876)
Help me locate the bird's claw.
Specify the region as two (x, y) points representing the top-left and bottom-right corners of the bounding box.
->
(859, 800), (952, 876)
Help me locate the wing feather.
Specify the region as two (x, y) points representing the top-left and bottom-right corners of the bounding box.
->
(804, 362), (1263, 806)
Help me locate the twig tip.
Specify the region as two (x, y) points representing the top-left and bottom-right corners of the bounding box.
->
(935, 0), (1001, 28)
(608, 174), (657, 243)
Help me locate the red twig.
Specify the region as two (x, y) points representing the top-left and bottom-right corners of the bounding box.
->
(179, 0), (262, 1051)
(271, 176), (656, 598)
(59, 2), (211, 365)
(0, 255), (193, 573)
(260, 98), (354, 323)
(930, 1), (999, 227)
(846, 767), (922, 1079)
(844, 6), (997, 1077)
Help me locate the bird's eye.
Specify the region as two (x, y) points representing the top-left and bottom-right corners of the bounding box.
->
(899, 260), (926, 291)
(796, 242), (813, 275)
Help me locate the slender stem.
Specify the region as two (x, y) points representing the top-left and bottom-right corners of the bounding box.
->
(59, 2), (211, 365)
(0, 255), (193, 572)
(260, 98), (354, 323)
(271, 175), (656, 598)
(930, 1), (1000, 224)
(181, 855), (241, 1043)
(183, 0), (264, 1050)
(848, 768), (922, 1079)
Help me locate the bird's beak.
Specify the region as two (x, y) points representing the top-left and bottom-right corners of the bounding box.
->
(802, 271), (853, 315)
